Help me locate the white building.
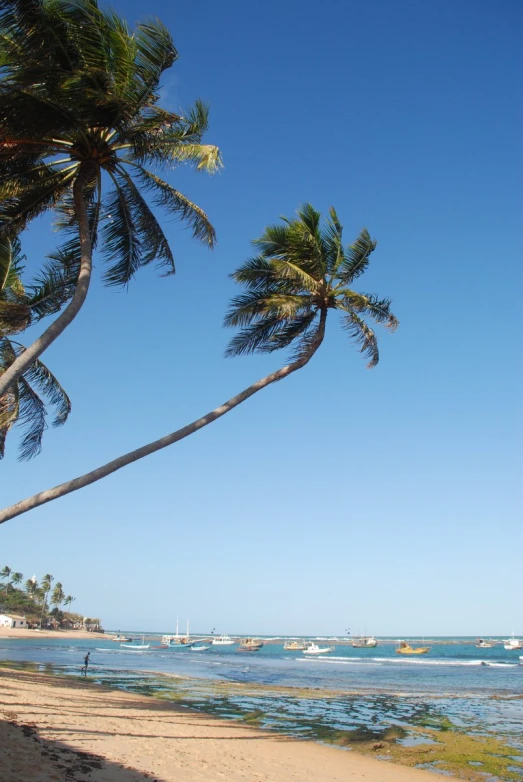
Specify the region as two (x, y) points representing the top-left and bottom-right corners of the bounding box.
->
(0, 614), (28, 628)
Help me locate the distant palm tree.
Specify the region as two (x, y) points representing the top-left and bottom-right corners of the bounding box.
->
(39, 573), (54, 627)
(0, 565), (11, 593)
(10, 571), (23, 588)
(0, 236), (72, 459)
(25, 577), (38, 600)
(0, 205), (398, 524)
(63, 595), (75, 612)
(51, 582), (65, 611)
(0, 0), (220, 400)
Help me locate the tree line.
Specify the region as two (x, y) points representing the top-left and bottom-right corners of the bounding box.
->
(0, 564), (81, 627)
(0, 0), (398, 525)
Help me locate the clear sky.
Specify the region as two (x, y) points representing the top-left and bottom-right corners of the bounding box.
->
(1, 0), (521, 637)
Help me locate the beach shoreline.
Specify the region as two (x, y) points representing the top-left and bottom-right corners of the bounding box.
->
(0, 665), (462, 782)
(0, 627), (106, 640)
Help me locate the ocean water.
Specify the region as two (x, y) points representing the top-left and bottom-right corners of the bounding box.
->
(2, 634), (522, 776)
(1, 635), (521, 696)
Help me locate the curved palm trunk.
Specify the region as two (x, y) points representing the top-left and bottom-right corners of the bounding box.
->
(0, 311), (327, 525)
(0, 174), (93, 399)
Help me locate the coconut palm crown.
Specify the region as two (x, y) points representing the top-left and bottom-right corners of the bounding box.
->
(225, 204), (398, 366)
(0, 0), (221, 401)
(0, 0), (221, 284)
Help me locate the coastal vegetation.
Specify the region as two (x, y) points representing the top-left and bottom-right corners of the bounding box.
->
(0, 564), (98, 629)
(0, 205), (397, 521)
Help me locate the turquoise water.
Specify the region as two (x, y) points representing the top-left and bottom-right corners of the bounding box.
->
(2, 634), (522, 775)
(1, 635), (521, 695)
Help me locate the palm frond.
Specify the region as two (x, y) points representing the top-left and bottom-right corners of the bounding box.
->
(101, 177), (142, 287)
(114, 166), (175, 272)
(224, 291), (313, 328)
(337, 229), (377, 283)
(21, 347), (71, 427)
(135, 165), (216, 246)
(341, 310), (379, 368)
(16, 374), (46, 460)
(342, 291), (398, 331)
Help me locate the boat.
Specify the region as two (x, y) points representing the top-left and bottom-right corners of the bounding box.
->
(111, 634), (132, 642)
(211, 634), (235, 645)
(503, 633), (523, 651)
(283, 640), (308, 651)
(121, 635), (150, 650)
(191, 645), (209, 651)
(476, 639), (495, 649)
(162, 618), (191, 646)
(352, 636), (378, 648)
(237, 638), (264, 652)
(396, 640), (430, 655)
(302, 643), (335, 655)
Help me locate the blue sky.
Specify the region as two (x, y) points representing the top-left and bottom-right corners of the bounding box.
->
(1, 0), (521, 636)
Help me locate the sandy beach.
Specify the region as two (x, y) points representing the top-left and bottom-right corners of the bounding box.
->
(0, 627), (106, 640)
(0, 666), (461, 782)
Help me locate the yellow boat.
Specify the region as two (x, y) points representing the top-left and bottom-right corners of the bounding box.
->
(396, 640), (430, 655)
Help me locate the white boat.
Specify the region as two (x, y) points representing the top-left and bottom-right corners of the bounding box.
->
(191, 645), (209, 651)
(476, 638), (495, 649)
(121, 635), (150, 650)
(352, 636), (378, 648)
(211, 634), (235, 645)
(111, 634), (132, 642)
(302, 643), (335, 655)
(503, 633), (523, 651)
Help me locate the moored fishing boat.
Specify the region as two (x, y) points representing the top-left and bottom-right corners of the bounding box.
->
(162, 618), (191, 646)
(191, 645), (209, 651)
(237, 638), (264, 652)
(111, 634), (132, 642)
(211, 634), (235, 645)
(283, 640), (308, 651)
(302, 643), (335, 655)
(503, 633), (523, 651)
(396, 640), (430, 655)
(352, 636), (378, 648)
(121, 636), (150, 650)
(476, 638), (495, 649)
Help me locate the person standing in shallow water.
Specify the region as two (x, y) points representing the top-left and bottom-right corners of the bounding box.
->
(83, 651), (90, 674)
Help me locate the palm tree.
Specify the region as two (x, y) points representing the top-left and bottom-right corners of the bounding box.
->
(39, 573), (54, 626)
(0, 237), (71, 459)
(10, 571), (23, 588)
(25, 577), (38, 600)
(0, 0), (221, 400)
(0, 565), (11, 593)
(0, 205), (398, 524)
(63, 595), (75, 612)
(51, 582), (65, 611)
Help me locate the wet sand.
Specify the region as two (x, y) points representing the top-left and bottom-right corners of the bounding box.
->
(0, 666), (460, 782)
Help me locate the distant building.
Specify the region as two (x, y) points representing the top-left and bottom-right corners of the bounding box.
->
(0, 613), (28, 628)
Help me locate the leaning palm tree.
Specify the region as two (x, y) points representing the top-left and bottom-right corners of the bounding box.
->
(0, 0), (221, 400)
(0, 205), (398, 524)
(0, 237), (71, 459)
(63, 595), (75, 611)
